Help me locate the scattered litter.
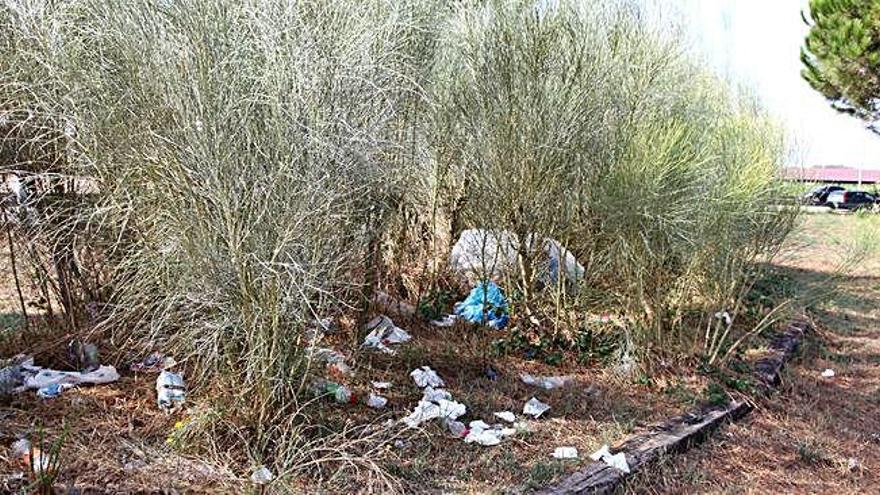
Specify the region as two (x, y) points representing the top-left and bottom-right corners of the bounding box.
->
(309, 347), (352, 376)
(520, 373), (574, 390)
(431, 315), (458, 327)
(372, 381), (392, 390)
(463, 420), (515, 446)
(469, 420), (491, 430)
(590, 444), (630, 473)
(552, 447), (578, 459)
(446, 420), (467, 437)
(847, 457), (860, 472)
(373, 291), (417, 317)
(411, 366), (444, 388)
(10, 439), (30, 457)
(453, 281), (509, 329)
(0, 355), (31, 395)
(422, 386), (452, 402)
(130, 352), (177, 373)
(156, 371), (186, 412)
(36, 383), (73, 399)
(437, 399), (466, 420)
(465, 428), (502, 446)
(449, 229), (584, 287)
(363, 316), (411, 354)
(250, 465), (274, 485)
(523, 397), (550, 418)
(367, 393), (388, 409)
(403, 400), (441, 427)
(68, 340), (100, 372)
(485, 365), (499, 381)
(10, 439), (50, 474)
(821, 368), (835, 378)
(393, 439), (407, 449)
(21, 364), (119, 391)
(311, 380), (357, 405)
(494, 411), (516, 423)
(714, 310), (732, 327)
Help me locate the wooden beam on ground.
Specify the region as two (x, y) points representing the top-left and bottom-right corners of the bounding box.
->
(536, 319), (810, 495)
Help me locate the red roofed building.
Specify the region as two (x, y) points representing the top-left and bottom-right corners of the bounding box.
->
(783, 166), (880, 185)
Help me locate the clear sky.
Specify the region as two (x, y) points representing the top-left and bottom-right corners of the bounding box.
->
(649, 0), (880, 169)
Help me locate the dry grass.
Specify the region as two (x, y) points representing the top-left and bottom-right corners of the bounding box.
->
(624, 213), (880, 494)
(1, 214), (877, 492)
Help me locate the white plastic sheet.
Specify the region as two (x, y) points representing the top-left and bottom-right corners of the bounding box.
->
(523, 397), (551, 418)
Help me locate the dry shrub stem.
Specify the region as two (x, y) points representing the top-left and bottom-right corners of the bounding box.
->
(0, 0), (797, 485)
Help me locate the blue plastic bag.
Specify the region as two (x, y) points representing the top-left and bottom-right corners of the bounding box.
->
(453, 281), (509, 329)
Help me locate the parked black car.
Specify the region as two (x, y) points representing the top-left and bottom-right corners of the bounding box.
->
(802, 185), (845, 205)
(825, 189), (878, 210)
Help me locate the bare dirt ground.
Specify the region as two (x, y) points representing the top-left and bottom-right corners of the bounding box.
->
(0, 213), (877, 494)
(626, 213), (880, 494)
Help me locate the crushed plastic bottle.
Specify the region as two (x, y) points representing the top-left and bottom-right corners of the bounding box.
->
(156, 371), (186, 412)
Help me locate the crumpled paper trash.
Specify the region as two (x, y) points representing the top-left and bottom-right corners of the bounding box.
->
(590, 444), (630, 473)
(431, 315), (458, 327)
(463, 420), (515, 446)
(411, 366), (444, 388)
(403, 400), (441, 427)
(363, 315), (411, 354)
(494, 411), (516, 423)
(422, 386), (452, 402)
(821, 368), (835, 378)
(367, 393), (388, 409)
(520, 373), (574, 390)
(437, 399), (466, 421)
(523, 397), (550, 418)
(552, 446), (578, 459)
